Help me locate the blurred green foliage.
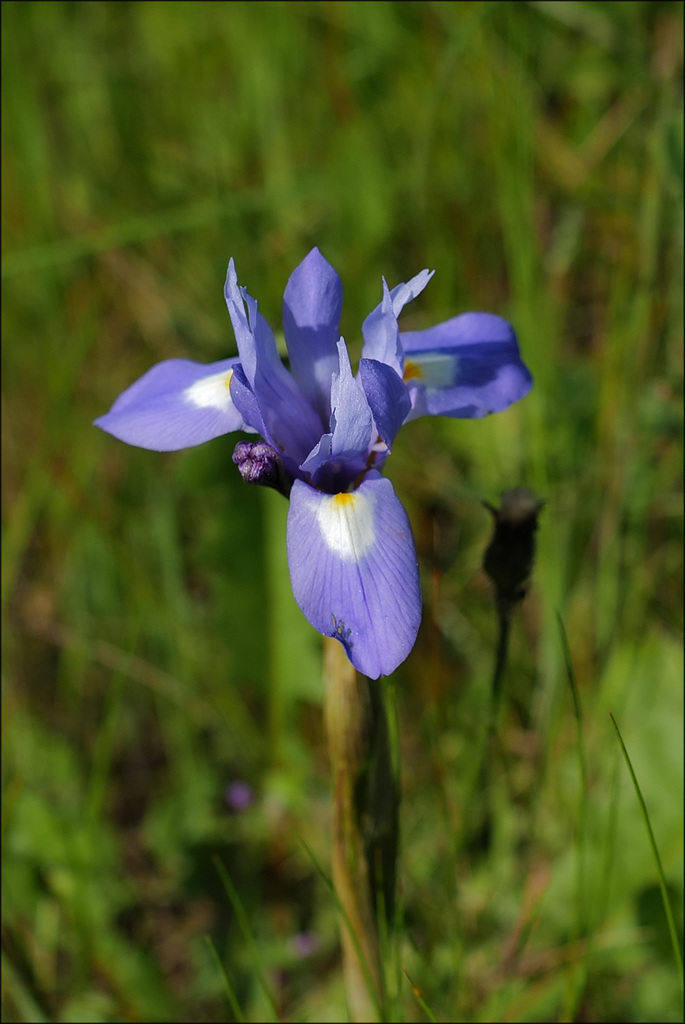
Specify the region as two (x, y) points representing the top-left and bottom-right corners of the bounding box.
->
(2, 1), (682, 1021)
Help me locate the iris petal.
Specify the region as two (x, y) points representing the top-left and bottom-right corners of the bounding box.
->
(224, 262), (324, 462)
(401, 312), (533, 420)
(361, 269), (434, 375)
(387, 269), (435, 317)
(358, 357), (411, 448)
(300, 340), (374, 491)
(282, 248), (343, 422)
(286, 476), (421, 679)
(360, 279), (403, 376)
(94, 358), (252, 451)
(330, 340), (374, 461)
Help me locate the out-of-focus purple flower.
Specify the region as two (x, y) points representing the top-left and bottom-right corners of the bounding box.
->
(224, 780), (254, 812)
(290, 930), (321, 959)
(95, 249), (532, 678)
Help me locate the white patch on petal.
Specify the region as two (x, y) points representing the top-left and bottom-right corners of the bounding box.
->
(184, 369), (235, 413)
(316, 490), (376, 562)
(404, 352), (458, 388)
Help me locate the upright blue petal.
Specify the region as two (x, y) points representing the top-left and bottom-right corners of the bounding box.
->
(361, 269), (434, 375)
(224, 261), (323, 462)
(228, 363), (269, 439)
(286, 476), (421, 678)
(224, 260), (258, 381)
(330, 340), (374, 462)
(360, 279), (403, 376)
(387, 269), (435, 317)
(300, 340), (374, 491)
(282, 248), (343, 422)
(358, 358), (411, 449)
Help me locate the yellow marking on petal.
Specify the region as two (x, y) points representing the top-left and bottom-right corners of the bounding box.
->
(332, 492), (356, 506)
(403, 360), (423, 381)
(403, 352), (457, 389)
(224, 369), (233, 389)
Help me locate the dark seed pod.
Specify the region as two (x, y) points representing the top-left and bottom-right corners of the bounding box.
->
(483, 488), (543, 608)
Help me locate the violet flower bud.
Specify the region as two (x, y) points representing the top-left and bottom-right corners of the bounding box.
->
(232, 441), (292, 497)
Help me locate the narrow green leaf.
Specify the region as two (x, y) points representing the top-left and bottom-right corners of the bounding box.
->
(402, 968), (439, 1024)
(212, 856), (279, 1022)
(204, 936), (246, 1024)
(609, 712), (684, 996)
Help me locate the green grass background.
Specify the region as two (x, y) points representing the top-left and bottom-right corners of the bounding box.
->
(2, 1), (683, 1021)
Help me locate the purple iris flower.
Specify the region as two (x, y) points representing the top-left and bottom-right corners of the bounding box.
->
(95, 249), (532, 679)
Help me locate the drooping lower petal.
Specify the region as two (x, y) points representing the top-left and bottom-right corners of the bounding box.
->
(286, 476), (421, 679)
(401, 312), (533, 420)
(94, 358), (252, 451)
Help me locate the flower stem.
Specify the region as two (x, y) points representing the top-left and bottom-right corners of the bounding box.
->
(490, 596), (514, 739)
(323, 636), (391, 1022)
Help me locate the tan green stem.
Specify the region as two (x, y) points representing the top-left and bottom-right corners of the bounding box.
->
(323, 636), (386, 1023)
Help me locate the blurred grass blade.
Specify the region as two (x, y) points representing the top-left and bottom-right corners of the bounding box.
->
(1, 198), (254, 278)
(212, 856), (278, 1022)
(609, 712), (684, 995)
(1, 952), (48, 1024)
(204, 936), (246, 1024)
(557, 612), (589, 1020)
(299, 836), (383, 1020)
(402, 968), (439, 1024)
(557, 612), (583, 726)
